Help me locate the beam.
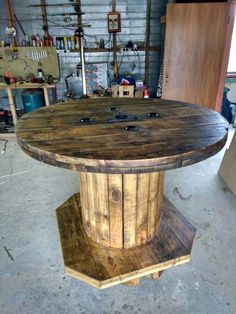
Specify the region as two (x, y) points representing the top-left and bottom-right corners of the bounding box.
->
(40, 0), (49, 37)
(144, 0), (151, 85)
(5, 0), (18, 46)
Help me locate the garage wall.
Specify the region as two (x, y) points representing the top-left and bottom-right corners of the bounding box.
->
(0, 0), (167, 99)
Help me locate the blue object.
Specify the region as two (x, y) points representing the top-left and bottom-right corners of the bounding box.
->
(117, 75), (135, 86)
(21, 89), (45, 113)
(221, 87), (233, 123)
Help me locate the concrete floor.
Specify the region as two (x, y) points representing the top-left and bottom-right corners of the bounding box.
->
(0, 129), (235, 314)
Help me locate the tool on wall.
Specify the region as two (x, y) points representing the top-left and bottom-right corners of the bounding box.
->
(26, 50), (48, 61)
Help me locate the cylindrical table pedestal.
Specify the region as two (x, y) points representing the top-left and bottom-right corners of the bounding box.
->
(79, 172), (164, 249)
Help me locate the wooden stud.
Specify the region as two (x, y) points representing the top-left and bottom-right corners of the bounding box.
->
(5, 0), (18, 46)
(6, 87), (17, 125)
(40, 0), (49, 37)
(43, 86), (50, 107)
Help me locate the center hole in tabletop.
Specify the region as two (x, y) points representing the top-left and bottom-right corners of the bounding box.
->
(124, 125), (140, 132)
(80, 117), (94, 123)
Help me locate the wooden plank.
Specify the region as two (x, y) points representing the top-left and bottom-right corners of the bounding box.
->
(96, 173), (110, 245)
(123, 174), (138, 248)
(79, 172), (91, 236)
(136, 173), (150, 245)
(86, 173), (98, 241)
(163, 197), (196, 252)
(108, 174), (123, 247)
(40, 0), (49, 37)
(147, 172), (160, 239)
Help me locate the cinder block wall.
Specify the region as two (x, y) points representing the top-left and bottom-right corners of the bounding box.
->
(0, 0), (167, 100)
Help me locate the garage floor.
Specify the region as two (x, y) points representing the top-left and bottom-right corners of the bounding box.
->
(0, 129), (235, 314)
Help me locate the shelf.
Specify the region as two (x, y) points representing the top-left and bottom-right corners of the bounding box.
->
(57, 46), (161, 53)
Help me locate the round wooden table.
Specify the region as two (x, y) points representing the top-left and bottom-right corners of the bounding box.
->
(16, 98), (228, 289)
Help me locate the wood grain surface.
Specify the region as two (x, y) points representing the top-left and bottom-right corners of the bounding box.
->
(79, 172), (164, 248)
(162, 3), (232, 111)
(56, 193), (196, 289)
(16, 98), (228, 174)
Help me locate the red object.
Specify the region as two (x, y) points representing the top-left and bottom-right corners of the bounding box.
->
(144, 87), (149, 98)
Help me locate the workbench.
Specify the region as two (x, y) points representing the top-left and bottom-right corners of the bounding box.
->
(0, 82), (57, 125)
(16, 98), (228, 289)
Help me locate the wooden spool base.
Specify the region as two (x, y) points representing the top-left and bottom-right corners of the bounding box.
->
(56, 194), (196, 289)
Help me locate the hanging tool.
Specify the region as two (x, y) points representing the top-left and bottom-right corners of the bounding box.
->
(46, 12), (84, 17)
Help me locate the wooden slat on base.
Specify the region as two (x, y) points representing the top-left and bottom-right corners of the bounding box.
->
(56, 193), (196, 289)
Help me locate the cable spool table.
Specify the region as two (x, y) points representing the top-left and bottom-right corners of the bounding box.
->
(16, 98), (228, 289)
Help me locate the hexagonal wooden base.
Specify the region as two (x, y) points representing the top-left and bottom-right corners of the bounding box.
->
(56, 193), (196, 289)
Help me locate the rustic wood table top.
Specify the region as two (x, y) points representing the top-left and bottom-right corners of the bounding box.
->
(16, 98), (228, 174)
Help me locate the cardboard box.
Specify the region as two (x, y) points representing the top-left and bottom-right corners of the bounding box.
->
(118, 85), (134, 98)
(219, 131), (236, 195)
